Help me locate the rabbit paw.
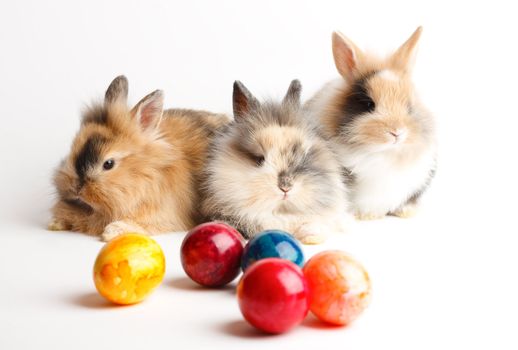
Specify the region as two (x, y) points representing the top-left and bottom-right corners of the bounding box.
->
(47, 219), (68, 231)
(294, 223), (327, 245)
(355, 212), (385, 221)
(101, 221), (145, 242)
(334, 214), (354, 234)
(391, 204), (418, 219)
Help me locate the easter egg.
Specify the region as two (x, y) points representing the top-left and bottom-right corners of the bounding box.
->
(241, 229), (304, 271)
(93, 233), (166, 305)
(181, 222), (244, 287)
(303, 250), (371, 326)
(237, 258), (310, 334)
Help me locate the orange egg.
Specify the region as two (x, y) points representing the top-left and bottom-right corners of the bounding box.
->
(303, 250), (371, 326)
(93, 233), (166, 305)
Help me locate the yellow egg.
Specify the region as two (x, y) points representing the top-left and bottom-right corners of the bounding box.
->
(93, 233), (166, 305)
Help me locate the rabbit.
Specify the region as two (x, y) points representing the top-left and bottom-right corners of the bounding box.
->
(305, 27), (437, 220)
(201, 79), (350, 244)
(48, 75), (230, 241)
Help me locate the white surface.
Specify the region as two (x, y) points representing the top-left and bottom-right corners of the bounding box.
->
(1, 1), (517, 349)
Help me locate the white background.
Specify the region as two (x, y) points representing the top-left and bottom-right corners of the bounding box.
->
(1, 1), (517, 349)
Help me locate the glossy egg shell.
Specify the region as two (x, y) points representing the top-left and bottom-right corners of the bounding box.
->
(237, 258), (310, 333)
(303, 250), (372, 325)
(93, 233), (166, 305)
(181, 222), (244, 287)
(241, 229), (304, 271)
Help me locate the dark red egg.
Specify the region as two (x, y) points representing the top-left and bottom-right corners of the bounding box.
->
(181, 222), (244, 287)
(237, 258), (310, 334)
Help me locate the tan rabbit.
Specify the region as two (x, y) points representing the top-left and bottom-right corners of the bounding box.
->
(48, 75), (229, 241)
(202, 80), (349, 244)
(306, 27), (437, 220)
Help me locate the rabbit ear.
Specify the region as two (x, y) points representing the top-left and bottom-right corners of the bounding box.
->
(332, 31), (362, 81)
(283, 79), (302, 106)
(233, 81), (260, 121)
(390, 26), (423, 72)
(105, 75), (128, 105)
(130, 90), (164, 131)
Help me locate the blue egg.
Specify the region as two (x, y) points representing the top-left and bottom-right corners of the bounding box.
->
(241, 229), (305, 271)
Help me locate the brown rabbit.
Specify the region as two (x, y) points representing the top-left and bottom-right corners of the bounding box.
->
(48, 75), (229, 241)
(305, 27), (436, 220)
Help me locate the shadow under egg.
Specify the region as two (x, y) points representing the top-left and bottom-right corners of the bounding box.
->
(218, 319), (273, 338)
(168, 276), (237, 295)
(70, 292), (121, 309)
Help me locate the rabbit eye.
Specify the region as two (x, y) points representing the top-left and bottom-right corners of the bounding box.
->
(103, 159), (115, 171)
(364, 99), (375, 112)
(252, 155), (265, 167)
(344, 75), (377, 119)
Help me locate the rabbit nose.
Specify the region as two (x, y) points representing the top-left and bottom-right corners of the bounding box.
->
(389, 128), (407, 141)
(279, 185), (292, 193)
(278, 174), (293, 193)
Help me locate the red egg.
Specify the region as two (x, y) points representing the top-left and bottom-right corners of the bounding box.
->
(181, 222), (244, 287)
(237, 258), (310, 334)
(303, 250), (372, 326)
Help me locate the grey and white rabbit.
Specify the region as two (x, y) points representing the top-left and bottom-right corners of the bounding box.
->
(201, 80), (349, 244)
(305, 27), (436, 219)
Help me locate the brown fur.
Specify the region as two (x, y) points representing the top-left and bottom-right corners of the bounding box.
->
(316, 28), (424, 146)
(50, 76), (229, 240)
(305, 27), (436, 218)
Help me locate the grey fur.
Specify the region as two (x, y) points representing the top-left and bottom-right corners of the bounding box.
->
(82, 105), (108, 125)
(104, 75), (128, 105)
(232, 80), (260, 120)
(202, 80), (348, 239)
(282, 79), (302, 106)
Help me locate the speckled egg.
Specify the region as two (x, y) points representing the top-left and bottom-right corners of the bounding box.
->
(303, 250), (371, 326)
(241, 229), (304, 271)
(93, 233), (165, 305)
(181, 222), (244, 287)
